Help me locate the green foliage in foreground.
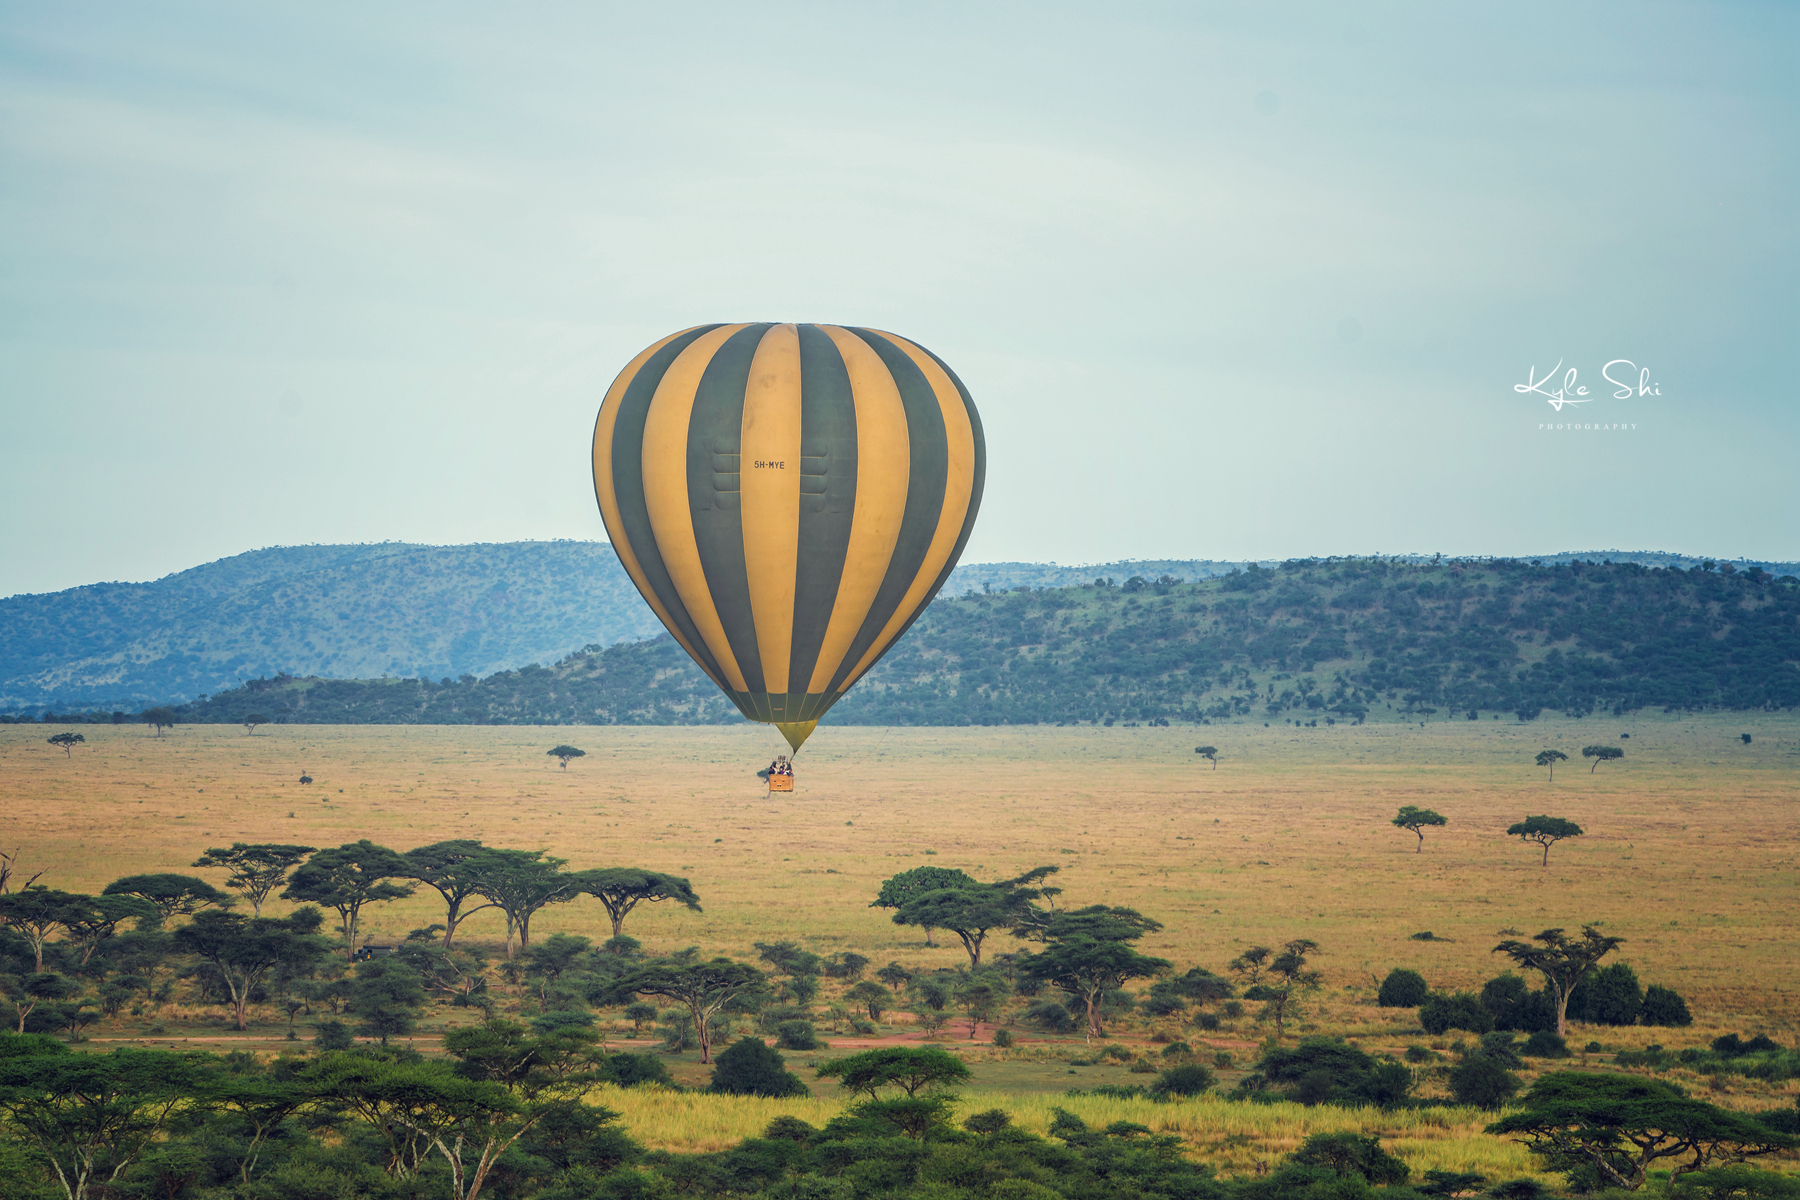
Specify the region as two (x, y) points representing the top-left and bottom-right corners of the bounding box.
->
(153, 557), (1800, 727)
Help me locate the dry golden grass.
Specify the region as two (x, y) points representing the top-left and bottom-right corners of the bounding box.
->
(5, 713), (1794, 1028)
(6, 713), (1797, 1172)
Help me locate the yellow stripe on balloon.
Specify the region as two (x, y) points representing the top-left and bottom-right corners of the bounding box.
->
(838, 330), (979, 689)
(806, 325), (911, 695)
(738, 324), (804, 695)
(641, 324), (753, 694)
(592, 326), (722, 688)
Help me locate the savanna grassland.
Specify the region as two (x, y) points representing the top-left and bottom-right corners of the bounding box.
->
(3, 714), (1797, 1172)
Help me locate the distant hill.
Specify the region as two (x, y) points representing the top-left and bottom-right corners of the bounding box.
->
(153, 557), (1800, 728)
(6, 542), (1796, 714)
(0, 542), (662, 709)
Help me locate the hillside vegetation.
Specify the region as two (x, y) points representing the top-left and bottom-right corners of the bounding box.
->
(0, 541), (662, 708)
(158, 557), (1800, 726)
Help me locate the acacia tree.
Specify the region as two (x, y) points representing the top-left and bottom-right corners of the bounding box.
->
(468, 849), (583, 958)
(1019, 906), (1170, 1040)
(0, 1043), (213, 1200)
(241, 713), (269, 735)
(46, 733), (84, 758)
(101, 874), (232, 924)
(172, 907), (331, 1030)
(577, 868), (702, 938)
(399, 840), (500, 949)
(1507, 816), (1584, 866)
(1582, 745), (1624, 774)
(889, 866), (1060, 968)
(870, 866), (977, 947)
(547, 745), (585, 770)
(1492, 926), (1625, 1037)
(192, 844), (317, 916)
(1535, 749), (1567, 781)
(1488, 1072), (1796, 1190)
(1229, 938), (1323, 1043)
(0, 888), (95, 972)
(814, 1046), (972, 1098)
(602, 954), (765, 1064)
(61, 894), (157, 965)
(1391, 806), (1447, 852)
(281, 841), (414, 958)
(1195, 746), (1219, 769)
(140, 708), (175, 737)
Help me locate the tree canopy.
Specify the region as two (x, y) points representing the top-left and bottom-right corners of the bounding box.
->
(1492, 926), (1626, 1037)
(1391, 806), (1447, 852)
(1488, 1071), (1797, 1190)
(191, 844), (316, 916)
(577, 868), (702, 938)
(1582, 744), (1624, 772)
(1506, 816), (1585, 866)
(281, 841), (414, 957)
(1535, 749), (1568, 780)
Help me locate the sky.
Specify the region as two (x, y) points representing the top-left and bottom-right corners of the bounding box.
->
(2, 1), (1796, 598)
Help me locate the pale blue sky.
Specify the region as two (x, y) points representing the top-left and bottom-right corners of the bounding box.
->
(3, 1), (1795, 597)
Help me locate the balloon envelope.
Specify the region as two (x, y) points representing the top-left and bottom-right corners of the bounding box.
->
(592, 323), (986, 750)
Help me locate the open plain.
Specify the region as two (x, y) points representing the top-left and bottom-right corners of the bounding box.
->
(3, 713), (1797, 1169)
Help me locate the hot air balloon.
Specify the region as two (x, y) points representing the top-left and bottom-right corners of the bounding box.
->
(592, 323), (985, 752)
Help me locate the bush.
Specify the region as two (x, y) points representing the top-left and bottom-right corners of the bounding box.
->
(1378, 969), (1430, 1008)
(1192, 1011), (1221, 1031)
(775, 1020), (821, 1050)
(1522, 1030), (1570, 1058)
(963, 1108), (1011, 1134)
(1288, 1132), (1410, 1184)
(313, 1021), (354, 1051)
(1447, 1055), (1519, 1109)
(1568, 963), (1643, 1026)
(991, 1029), (1014, 1048)
(1641, 984), (1693, 1027)
(709, 1037), (809, 1097)
(1480, 974), (1556, 1033)
(598, 1052), (673, 1088)
(1161, 1041), (1194, 1061)
(1420, 992), (1494, 1035)
(1023, 1000), (1077, 1034)
(1405, 1045), (1434, 1063)
(1148, 1063), (1215, 1098)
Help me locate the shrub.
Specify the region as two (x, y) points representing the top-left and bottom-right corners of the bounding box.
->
(1480, 974), (1556, 1033)
(709, 1037), (809, 1097)
(314, 1021), (354, 1051)
(1378, 968), (1429, 1008)
(1023, 1000), (1077, 1034)
(1405, 1045), (1433, 1063)
(1161, 1041), (1194, 1061)
(1568, 963), (1643, 1026)
(775, 1020), (821, 1051)
(991, 1029), (1014, 1048)
(1420, 992), (1494, 1035)
(1522, 1030), (1570, 1058)
(1641, 985), (1693, 1027)
(1288, 1132), (1410, 1184)
(1222, 1001), (1244, 1018)
(1447, 1055), (1519, 1109)
(1477, 1032), (1526, 1068)
(963, 1108), (1011, 1134)
(762, 1116), (816, 1142)
(1214, 1051), (1234, 1069)
(1148, 1063), (1215, 1098)
(598, 1052), (674, 1088)
(1192, 1011), (1221, 1031)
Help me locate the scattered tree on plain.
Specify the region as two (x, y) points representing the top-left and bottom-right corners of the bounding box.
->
(1195, 745), (1218, 769)
(399, 840), (500, 949)
(1506, 816), (1584, 866)
(1230, 938), (1324, 1043)
(547, 745), (585, 770)
(870, 865), (977, 947)
(101, 874), (232, 923)
(141, 707), (176, 737)
(46, 733), (84, 758)
(172, 907), (332, 1031)
(1019, 905), (1169, 1040)
(1391, 806), (1447, 852)
(1582, 744), (1623, 773)
(577, 868), (702, 939)
(1535, 749), (1567, 781)
(281, 841), (415, 958)
(888, 866), (1060, 968)
(1492, 926), (1626, 1037)
(241, 713), (269, 735)
(602, 954), (764, 1064)
(191, 844), (317, 916)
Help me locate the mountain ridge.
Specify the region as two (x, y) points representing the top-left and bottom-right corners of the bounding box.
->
(5, 541), (1797, 711)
